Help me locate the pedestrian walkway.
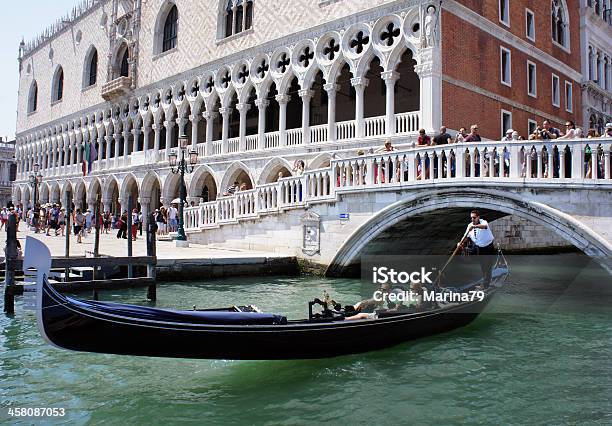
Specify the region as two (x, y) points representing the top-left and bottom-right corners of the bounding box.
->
(4, 223), (290, 261)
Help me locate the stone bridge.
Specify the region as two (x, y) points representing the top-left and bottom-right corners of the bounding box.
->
(180, 139), (612, 275)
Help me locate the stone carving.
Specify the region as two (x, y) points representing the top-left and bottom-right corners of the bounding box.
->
(422, 5), (439, 48)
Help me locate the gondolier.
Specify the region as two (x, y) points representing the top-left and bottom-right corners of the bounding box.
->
(458, 210), (496, 288)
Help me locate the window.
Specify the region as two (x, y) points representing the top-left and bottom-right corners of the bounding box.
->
(51, 66), (64, 102)
(552, 74), (560, 107)
(500, 47), (512, 86)
(120, 49), (129, 77)
(565, 81), (573, 112)
(499, 0), (510, 26)
(223, 0), (253, 38)
(83, 47), (98, 88)
(28, 80), (38, 113)
(527, 61), (537, 97)
(162, 5), (178, 52)
(528, 119), (538, 135)
(551, 0), (568, 48)
(526, 9), (535, 41)
(501, 110), (513, 138)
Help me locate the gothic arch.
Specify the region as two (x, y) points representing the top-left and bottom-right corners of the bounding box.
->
(154, 1), (179, 54)
(188, 164), (219, 201)
(51, 65), (64, 102)
(257, 157), (294, 184)
(219, 161), (255, 193)
(82, 45), (99, 88)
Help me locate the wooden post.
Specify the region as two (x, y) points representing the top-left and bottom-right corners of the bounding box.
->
(3, 214), (18, 314)
(127, 195), (133, 278)
(92, 193), (101, 301)
(146, 212), (157, 301)
(64, 190), (71, 281)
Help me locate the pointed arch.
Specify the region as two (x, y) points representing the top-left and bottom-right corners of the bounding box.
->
(220, 161), (255, 193)
(189, 164), (219, 201)
(154, 1), (179, 54)
(28, 80), (38, 113)
(83, 45), (98, 88)
(51, 65), (64, 102)
(257, 157), (294, 184)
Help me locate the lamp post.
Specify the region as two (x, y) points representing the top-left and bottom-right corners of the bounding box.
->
(168, 135), (198, 247)
(29, 163), (42, 232)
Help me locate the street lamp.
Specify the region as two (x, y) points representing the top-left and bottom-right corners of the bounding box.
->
(169, 134), (198, 245)
(29, 163), (43, 231)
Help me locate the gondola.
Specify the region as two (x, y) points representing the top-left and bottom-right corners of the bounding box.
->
(31, 239), (509, 360)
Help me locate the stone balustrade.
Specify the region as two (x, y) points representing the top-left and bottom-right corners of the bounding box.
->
(181, 138), (612, 232)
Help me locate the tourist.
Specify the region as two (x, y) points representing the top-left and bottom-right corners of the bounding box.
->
(587, 129), (599, 138)
(138, 210), (143, 236)
(131, 209), (139, 241)
(601, 123), (612, 138)
(464, 124), (482, 142)
(167, 204), (178, 231)
(416, 130), (431, 179)
(455, 127), (468, 143)
(224, 181), (239, 196)
(501, 129), (514, 142)
(433, 126), (452, 145)
(0, 207), (8, 231)
(558, 121), (577, 139)
(239, 183), (248, 192)
(542, 120), (560, 139)
(74, 208), (86, 244)
(155, 209), (165, 235)
(457, 210), (496, 288)
(85, 209), (93, 234)
(103, 211), (111, 233)
(116, 211), (128, 239)
(58, 208), (65, 237)
(293, 159), (305, 176)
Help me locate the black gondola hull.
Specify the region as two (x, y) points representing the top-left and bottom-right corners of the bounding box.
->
(38, 271), (506, 360)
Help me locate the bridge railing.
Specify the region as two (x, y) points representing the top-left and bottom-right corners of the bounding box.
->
(182, 138), (611, 232)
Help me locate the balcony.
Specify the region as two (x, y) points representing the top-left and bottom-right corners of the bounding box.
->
(101, 76), (132, 101)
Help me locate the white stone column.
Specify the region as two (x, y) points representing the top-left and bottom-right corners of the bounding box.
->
(177, 117), (188, 139)
(113, 132), (121, 166)
(299, 89), (314, 145)
(219, 107), (231, 154)
(132, 126), (141, 153)
(165, 120), (175, 158)
(190, 114), (200, 150)
(276, 94), (290, 147)
(202, 111), (216, 156)
(255, 99), (269, 150)
(143, 123), (151, 154)
(235, 103), (248, 152)
(381, 70), (399, 136)
(351, 77), (369, 138)
(415, 47), (443, 134)
(123, 123), (130, 158)
(324, 83), (339, 142)
(153, 123), (161, 154)
(97, 130), (105, 169)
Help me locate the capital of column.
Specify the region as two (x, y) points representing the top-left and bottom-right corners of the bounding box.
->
(255, 99), (270, 109)
(236, 102), (252, 112)
(176, 117), (188, 127)
(105, 135), (113, 143)
(152, 123), (162, 131)
(189, 114), (201, 123)
(202, 111), (218, 121)
(218, 107), (232, 116)
(275, 94), (291, 104)
(323, 83), (340, 93)
(113, 133), (121, 139)
(381, 71), (400, 83)
(351, 77), (370, 89)
(298, 89), (315, 99)
(164, 120), (176, 129)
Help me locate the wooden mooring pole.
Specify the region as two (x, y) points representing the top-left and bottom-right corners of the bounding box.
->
(146, 212), (157, 301)
(127, 195), (133, 278)
(92, 194), (101, 301)
(3, 214), (18, 315)
(64, 190), (71, 281)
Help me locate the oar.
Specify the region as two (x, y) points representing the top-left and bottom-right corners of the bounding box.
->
(435, 227), (470, 288)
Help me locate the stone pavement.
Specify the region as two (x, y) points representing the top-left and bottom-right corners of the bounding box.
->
(4, 222), (290, 261)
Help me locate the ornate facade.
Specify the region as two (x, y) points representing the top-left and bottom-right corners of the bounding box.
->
(13, 0), (588, 220)
(581, 0), (612, 133)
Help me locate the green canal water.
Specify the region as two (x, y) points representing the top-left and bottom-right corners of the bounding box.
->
(1, 254), (611, 425)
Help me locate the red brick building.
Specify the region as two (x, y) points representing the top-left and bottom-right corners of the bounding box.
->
(441, 0), (582, 140)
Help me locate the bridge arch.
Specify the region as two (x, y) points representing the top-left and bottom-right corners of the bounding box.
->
(327, 188), (612, 276)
